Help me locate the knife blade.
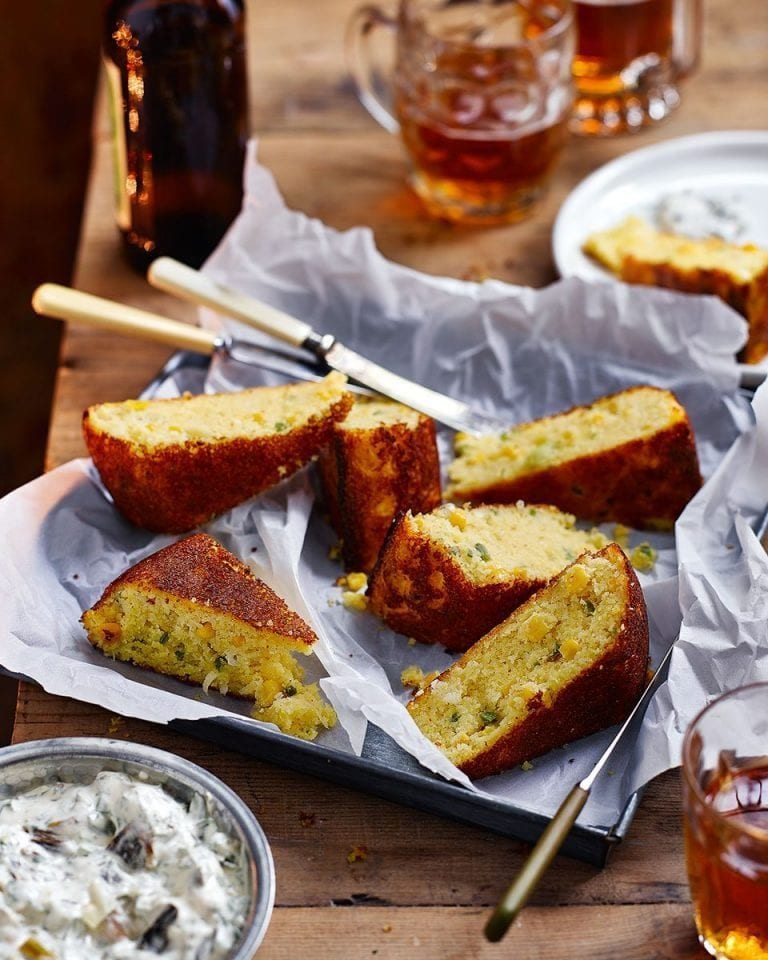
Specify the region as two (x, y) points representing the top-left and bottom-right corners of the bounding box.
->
(147, 257), (507, 434)
(31, 282), (504, 432)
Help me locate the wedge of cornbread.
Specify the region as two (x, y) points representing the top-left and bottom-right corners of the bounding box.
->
(583, 215), (768, 363)
(83, 372), (353, 532)
(317, 396), (441, 572)
(82, 533), (337, 740)
(367, 503), (609, 651)
(445, 386), (701, 529)
(406, 543), (648, 778)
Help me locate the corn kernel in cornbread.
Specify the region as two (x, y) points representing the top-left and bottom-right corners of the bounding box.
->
(83, 372), (353, 532)
(317, 396), (441, 572)
(406, 544), (648, 778)
(583, 215), (768, 364)
(521, 611), (555, 643)
(445, 386), (701, 529)
(367, 502), (610, 651)
(82, 533), (337, 739)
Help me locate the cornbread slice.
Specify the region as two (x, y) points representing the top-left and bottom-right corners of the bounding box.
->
(583, 215), (768, 364)
(317, 396), (441, 572)
(367, 503), (609, 651)
(407, 544), (648, 779)
(82, 533), (337, 740)
(445, 386), (701, 529)
(83, 372), (353, 532)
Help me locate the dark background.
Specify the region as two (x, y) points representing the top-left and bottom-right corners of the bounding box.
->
(1, 3), (102, 743)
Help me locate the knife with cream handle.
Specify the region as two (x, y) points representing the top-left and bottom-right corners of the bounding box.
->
(32, 283), (220, 355)
(32, 280), (505, 434)
(147, 257), (508, 434)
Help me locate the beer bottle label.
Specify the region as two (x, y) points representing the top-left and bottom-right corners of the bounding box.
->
(103, 57), (131, 232)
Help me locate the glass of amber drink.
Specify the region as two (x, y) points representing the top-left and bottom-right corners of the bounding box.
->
(571, 0), (702, 135)
(347, 0), (574, 224)
(682, 683), (768, 960)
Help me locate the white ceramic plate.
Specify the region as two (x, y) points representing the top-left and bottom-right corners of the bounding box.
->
(552, 130), (768, 388)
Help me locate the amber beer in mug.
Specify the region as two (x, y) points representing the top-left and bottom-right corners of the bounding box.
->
(571, 0), (701, 135)
(683, 684), (768, 960)
(347, 0), (575, 224)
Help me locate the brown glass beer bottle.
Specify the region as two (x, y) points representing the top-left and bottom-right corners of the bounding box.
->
(103, 0), (248, 269)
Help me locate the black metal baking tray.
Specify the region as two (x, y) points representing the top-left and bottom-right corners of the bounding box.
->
(4, 350), (643, 868)
(145, 350), (642, 866)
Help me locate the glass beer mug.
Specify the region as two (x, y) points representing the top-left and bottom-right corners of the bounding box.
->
(571, 0), (703, 135)
(347, 0), (575, 225)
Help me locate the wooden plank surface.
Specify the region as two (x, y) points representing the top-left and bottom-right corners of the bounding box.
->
(16, 0), (768, 955)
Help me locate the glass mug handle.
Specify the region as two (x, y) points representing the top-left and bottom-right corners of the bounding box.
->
(345, 4), (400, 134)
(673, 0), (703, 79)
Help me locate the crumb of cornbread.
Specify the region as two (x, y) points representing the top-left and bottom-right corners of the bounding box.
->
(339, 570), (369, 611)
(630, 542), (657, 572)
(342, 591), (368, 611)
(347, 845), (369, 863)
(613, 523), (631, 548)
(401, 665), (438, 690)
(253, 681), (337, 740)
(339, 572), (368, 592)
(612, 524), (658, 572)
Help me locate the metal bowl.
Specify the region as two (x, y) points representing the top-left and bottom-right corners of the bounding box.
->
(0, 736), (275, 957)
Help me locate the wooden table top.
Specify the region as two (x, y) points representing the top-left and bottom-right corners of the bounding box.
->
(14, 0), (767, 956)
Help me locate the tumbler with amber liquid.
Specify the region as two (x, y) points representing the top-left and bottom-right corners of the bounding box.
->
(683, 684), (768, 960)
(103, 0), (249, 269)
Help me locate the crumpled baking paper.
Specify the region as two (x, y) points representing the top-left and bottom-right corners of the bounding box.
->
(0, 140), (763, 834)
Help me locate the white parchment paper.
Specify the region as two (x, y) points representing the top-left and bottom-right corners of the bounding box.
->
(1, 141), (764, 834)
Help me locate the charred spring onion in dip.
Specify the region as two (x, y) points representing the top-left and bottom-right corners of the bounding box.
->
(0, 770), (250, 959)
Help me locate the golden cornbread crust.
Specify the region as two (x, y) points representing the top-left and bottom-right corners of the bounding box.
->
(82, 534), (340, 739)
(452, 423), (700, 527)
(407, 545), (648, 779)
(447, 388), (701, 529)
(318, 413), (441, 572)
(83, 387), (353, 533)
(85, 533), (317, 650)
(582, 215), (768, 364)
(622, 255), (768, 365)
(367, 512), (560, 651)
